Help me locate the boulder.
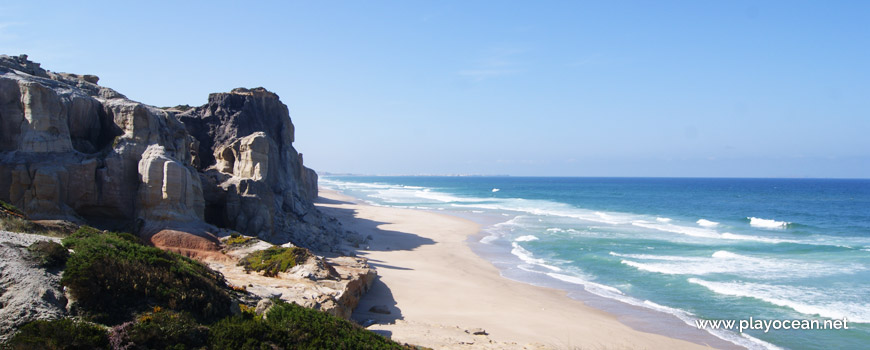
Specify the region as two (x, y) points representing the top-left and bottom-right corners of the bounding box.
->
(369, 305), (391, 315)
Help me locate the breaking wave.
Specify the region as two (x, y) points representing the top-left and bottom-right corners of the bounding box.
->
(688, 278), (870, 323)
(748, 217), (790, 229)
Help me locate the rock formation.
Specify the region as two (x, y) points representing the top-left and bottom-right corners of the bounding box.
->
(0, 54), (357, 251)
(0, 231), (67, 342)
(212, 238), (375, 320)
(177, 88), (328, 247)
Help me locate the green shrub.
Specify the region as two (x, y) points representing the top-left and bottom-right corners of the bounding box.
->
(0, 200), (24, 216)
(110, 308), (208, 350)
(62, 226), (141, 247)
(7, 318), (110, 350)
(207, 313), (277, 350)
(239, 246), (309, 277)
(62, 225), (102, 242)
(28, 240), (69, 268)
(61, 232), (232, 324)
(209, 300), (412, 350)
(225, 235), (254, 247)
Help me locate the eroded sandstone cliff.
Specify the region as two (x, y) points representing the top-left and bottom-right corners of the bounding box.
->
(0, 54), (356, 251)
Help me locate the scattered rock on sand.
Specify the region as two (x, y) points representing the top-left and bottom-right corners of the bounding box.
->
(466, 328), (488, 335)
(369, 305), (391, 314)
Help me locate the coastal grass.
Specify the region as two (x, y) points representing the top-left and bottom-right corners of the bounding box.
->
(0, 201), (76, 237)
(0, 210), (39, 234)
(239, 246), (309, 277)
(7, 318), (110, 350)
(61, 226), (232, 324)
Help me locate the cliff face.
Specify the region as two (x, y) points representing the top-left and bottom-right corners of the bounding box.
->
(0, 55), (350, 251)
(177, 88), (321, 245)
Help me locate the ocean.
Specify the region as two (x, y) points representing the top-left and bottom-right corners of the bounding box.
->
(320, 176), (870, 350)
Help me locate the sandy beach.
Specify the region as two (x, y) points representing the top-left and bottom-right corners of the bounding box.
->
(316, 189), (721, 350)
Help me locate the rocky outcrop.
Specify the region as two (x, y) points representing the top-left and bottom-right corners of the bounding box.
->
(0, 54), (358, 252)
(212, 238), (376, 320)
(0, 231), (67, 342)
(177, 87), (340, 248)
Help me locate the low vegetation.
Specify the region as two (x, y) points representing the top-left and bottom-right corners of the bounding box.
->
(27, 240), (69, 268)
(0, 200), (77, 237)
(239, 246), (309, 277)
(0, 201), (40, 233)
(224, 232), (255, 247)
(61, 226), (232, 324)
(4, 221), (416, 349)
(9, 301), (418, 350)
(161, 104), (193, 112)
(110, 307), (208, 350)
(209, 300), (415, 350)
(7, 318), (110, 350)
(0, 200), (24, 217)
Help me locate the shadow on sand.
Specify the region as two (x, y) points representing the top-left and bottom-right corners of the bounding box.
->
(315, 199), (435, 253)
(350, 276), (403, 331)
(316, 196), (437, 327)
(314, 196), (357, 206)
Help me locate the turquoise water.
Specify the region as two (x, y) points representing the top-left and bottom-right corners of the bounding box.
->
(321, 176), (870, 350)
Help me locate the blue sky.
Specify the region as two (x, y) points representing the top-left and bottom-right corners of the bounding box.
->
(2, 1), (868, 177)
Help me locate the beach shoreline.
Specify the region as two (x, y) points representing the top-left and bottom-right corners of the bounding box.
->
(316, 188), (731, 350)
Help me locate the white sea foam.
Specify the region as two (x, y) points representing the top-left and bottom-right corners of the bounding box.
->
(609, 251), (704, 262)
(740, 334), (786, 350)
(620, 250), (862, 279)
(413, 190), (488, 203)
(696, 219), (719, 227)
(452, 201), (630, 225)
(656, 217), (672, 223)
(545, 272), (624, 295)
(515, 235), (540, 242)
(479, 234), (499, 244)
(710, 250), (742, 259)
(326, 178), (493, 205)
(492, 188), (500, 192)
(630, 220), (804, 244)
(536, 270), (782, 350)
(748, 217), (790, 229)
(545, 228), (565, 233)
(510, 242), (561, 272)
(688, 278), (870, 323)
(719, 233), (795, 244)
(631, 221), (722, 239)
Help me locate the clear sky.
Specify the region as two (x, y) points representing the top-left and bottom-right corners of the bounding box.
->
(3, 1), (868, 177)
